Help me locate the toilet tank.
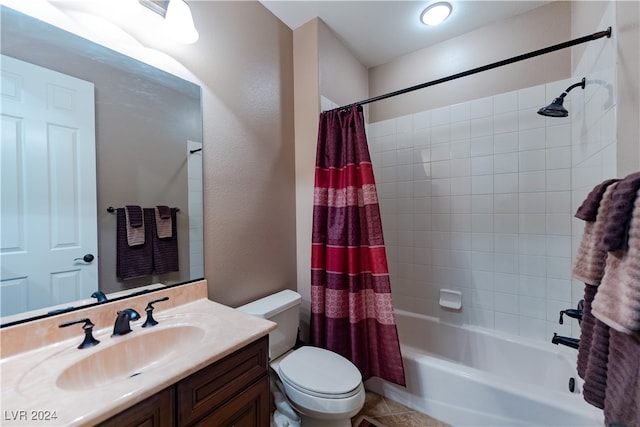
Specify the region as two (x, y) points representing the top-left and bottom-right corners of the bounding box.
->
(236, 289), (301, 360)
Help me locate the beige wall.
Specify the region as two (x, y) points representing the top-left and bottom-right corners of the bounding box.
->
(293, 18), (369, 339)
(185, 1), (297, 307)
(293, 19), (320, 339)
(368, 1), (572, 122)
(318, 21), (370, 110)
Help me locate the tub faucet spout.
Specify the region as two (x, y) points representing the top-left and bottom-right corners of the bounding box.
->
(551, 333), (579, 349)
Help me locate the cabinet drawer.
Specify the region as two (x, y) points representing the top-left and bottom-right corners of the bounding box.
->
(176, 335), (268, 426)
(192, 375), (270, 427)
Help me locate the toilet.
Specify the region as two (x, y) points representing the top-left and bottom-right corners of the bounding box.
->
(237, 289), (365, 427)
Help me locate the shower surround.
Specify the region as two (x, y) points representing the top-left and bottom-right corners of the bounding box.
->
(367, 75), (616, 343)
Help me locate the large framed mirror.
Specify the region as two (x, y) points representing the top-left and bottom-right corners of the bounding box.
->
(1, 5), (204, 326)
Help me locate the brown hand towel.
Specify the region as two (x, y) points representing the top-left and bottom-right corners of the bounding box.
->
(149, 207), (179, 275)
(116, 208), (153, 280)
(156, 205), (171, 219)
(155, 206), (172, 239)
(575, 178), (619, 221)
(125, 205), (145, 246)
(598, 171), (640, 251)
(579, 284), (610, 410)
(572, 182), (617, 285)
(602, 329), (640, 427)
(592, 188), (640, 334)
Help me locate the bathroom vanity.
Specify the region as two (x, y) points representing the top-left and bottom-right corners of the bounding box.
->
(0, 280), (275, 426)
(99, 336), (269, 426)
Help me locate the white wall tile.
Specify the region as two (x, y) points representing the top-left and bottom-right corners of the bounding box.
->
(370, 76), (615, 345)
(431, 106), (450, 126)
(470, 96), (493, 119)
(494, 111), (519, 135)
(450, 120), (471, 141)
(451, 140), (471, 158)
(546, 146), (571, 169)
(519, 128), (546, 151)
(450, 177), (472, 196)
(432, 160), (451, 179)
(519, 192), (546, 213)
(494, 152), (518, 174)
(472, 156), (494, 175)
(450, 102), (470, 122)
(472, 175), (494, 194)
(519, 213), (546, 234)
(494, 90), (519, 114)
(495, 312), (520, 335)
(494, 193), (518, 213)
(494, 132), (518, 153)
(471, 117), (493, 138)
(471, 195), (494, 213)
(494, 214), (519, 233)
(518, 84), (546, 110)
(494, 173), (519, 194)
(519, 171), (546, 192)
(470, 136), (494, 157)
(519, 149), (546, 172)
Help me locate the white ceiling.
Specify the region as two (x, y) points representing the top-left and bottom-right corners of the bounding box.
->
(259, 1), (551, 68)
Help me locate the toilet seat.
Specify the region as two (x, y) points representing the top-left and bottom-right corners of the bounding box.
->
(277, 346), (362, 399)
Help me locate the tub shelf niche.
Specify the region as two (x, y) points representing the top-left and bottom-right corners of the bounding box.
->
(439, 289), (462, 310)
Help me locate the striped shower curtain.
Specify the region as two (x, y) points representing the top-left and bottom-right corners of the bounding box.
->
(310, 105), (406, 387)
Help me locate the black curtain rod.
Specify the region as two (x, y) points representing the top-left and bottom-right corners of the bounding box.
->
(330, 27), (612, 112)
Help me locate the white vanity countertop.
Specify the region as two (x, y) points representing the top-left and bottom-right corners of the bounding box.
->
(0, 297), (275, 426)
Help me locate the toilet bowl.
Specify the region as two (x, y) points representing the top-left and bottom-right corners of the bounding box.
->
(274, 346), (365, 426)
(236, 290), (365, 427)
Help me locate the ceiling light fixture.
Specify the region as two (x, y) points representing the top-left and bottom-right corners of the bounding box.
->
(139, 0), (199, 44)
(165, 0), (199, 44)
(420, 2), (452, 26)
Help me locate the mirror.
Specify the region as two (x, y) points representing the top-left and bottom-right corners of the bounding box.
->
(0, 6), (203, 326)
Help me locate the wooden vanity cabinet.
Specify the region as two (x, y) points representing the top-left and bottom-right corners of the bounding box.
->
(98, 387), (175, 427)
(98, 336), (270, 427)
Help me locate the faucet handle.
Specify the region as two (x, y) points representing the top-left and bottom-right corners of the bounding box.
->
(142, 296), (170, 328)
(60, 318), (100, 349)
(559, 308), (583, 325)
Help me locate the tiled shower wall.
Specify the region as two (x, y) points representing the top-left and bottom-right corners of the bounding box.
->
(367, 77), (614, 343)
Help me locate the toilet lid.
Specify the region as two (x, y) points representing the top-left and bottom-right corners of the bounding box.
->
(278, 346), (362, 398)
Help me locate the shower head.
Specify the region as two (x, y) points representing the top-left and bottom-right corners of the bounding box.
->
(537, 77), (586, 118)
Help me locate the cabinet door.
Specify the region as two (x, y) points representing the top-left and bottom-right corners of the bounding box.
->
(176, 336), (268, 426)
(97, 387), (174, 427)
(192, 376), (270, 427)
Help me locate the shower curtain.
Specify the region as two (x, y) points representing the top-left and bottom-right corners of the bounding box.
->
(310, 105), (406, 387)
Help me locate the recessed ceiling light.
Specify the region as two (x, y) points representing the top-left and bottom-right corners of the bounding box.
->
(420, 2), (452, 26)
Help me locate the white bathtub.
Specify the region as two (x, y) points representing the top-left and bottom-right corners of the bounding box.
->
(365, 310), (604, 426)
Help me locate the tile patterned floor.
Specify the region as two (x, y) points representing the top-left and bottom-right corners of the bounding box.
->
(351, 391), (451, 427)
(270, 389), (450, 427)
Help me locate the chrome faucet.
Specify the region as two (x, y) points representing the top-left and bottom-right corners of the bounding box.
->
(112, 308), (141, 336)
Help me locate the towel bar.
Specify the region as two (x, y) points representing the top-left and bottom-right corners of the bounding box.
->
(107, 206), (180, 213)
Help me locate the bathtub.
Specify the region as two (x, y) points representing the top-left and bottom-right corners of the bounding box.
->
(365, 310), (604, 426)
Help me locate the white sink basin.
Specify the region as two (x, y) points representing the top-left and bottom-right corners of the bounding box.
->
(55, 325), (204, 391)
(14, 324), (205, 392)
(56, 325), (205, 391)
